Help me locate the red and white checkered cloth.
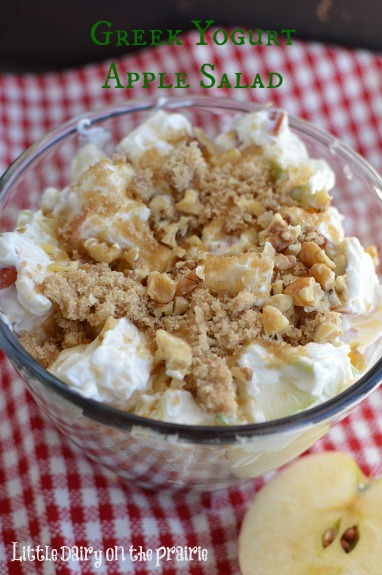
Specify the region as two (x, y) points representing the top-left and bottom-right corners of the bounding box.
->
(1, 29), (382, 575)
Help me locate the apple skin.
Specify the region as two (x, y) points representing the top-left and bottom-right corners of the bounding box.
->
(239, 451), (382, 575)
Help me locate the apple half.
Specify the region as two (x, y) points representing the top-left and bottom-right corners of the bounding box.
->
(239, 451), (382, 574)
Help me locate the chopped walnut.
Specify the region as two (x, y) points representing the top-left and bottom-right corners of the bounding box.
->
(259, 213), (301, 252)
(261, 306), (290, 336)
(264, 294), (293, 313)
(313, 321), (341, 343)
(83, 238), (122, 264)
(147, 271), (176, 304)
(284, 277), (322, 307)
(310, 263), (336, 291)
(175, 269), (203, 296)
(299, 241), (335, 269)
(175, 189), (203, 215)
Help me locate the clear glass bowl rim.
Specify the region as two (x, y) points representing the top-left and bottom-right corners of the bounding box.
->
(1, 94), (382, 444)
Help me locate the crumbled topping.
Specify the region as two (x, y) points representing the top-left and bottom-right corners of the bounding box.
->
(42, 263), (152, 330)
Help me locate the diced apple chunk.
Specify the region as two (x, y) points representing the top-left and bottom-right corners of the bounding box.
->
(203, 249), (274, 304)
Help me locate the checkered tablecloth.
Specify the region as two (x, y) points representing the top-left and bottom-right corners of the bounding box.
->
(1, 28), (382, 575)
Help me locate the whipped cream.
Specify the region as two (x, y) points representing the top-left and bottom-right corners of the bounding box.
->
(0, 285), (42, 333)
(218, 110), (308, 168)
(49, 317), (153, 409)
(238, 341), (354, 422)
(135, 389), (214, 425)
(0, 225), (52, 317)
(341, 237), (379, 314)
(317, 206), (345, 244)
(71, 142), (106, 182)
(117, 110), (192, 162)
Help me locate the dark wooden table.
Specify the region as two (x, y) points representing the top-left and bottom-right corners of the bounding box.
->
(0, 0), (381, 72)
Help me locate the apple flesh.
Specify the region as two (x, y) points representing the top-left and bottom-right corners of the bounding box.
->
(239, 452), (382, 574)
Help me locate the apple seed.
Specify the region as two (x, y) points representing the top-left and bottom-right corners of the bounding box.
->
(340, 525), (359, 553)
(322, 527), (335, 548)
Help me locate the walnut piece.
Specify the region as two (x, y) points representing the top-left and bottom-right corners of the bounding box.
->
(284, 277), (322, 307)
(261, 306), (290, 336)
(299, 241), (335, 269)
(147, 271), (176, 304)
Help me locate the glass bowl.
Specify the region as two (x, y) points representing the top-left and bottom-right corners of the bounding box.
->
(1, 95), (382, 491)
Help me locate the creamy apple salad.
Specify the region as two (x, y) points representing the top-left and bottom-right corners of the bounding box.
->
(0, 109), (380, 425)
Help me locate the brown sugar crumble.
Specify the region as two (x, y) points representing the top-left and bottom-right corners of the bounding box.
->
(13, 110), (372, 422)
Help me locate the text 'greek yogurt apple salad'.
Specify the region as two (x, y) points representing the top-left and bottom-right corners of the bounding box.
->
(0, 109), (381, 425)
